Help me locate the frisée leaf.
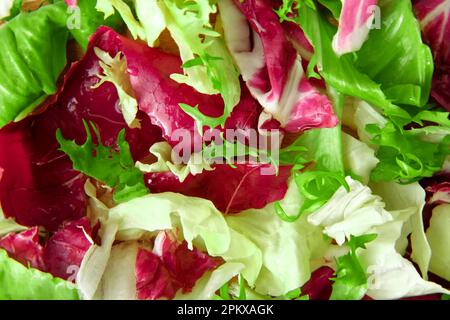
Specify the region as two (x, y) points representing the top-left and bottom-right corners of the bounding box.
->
(330, 234), (377, 300)
(56, 120), (149, 203)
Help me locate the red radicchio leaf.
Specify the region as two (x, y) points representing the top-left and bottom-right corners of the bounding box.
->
(0, 29), (163, 231)
(145, 163), (292, 214)
(136, 232), (220, 300)
(64, 0), (77, 8)
(332, 0), (378, 55)
(88, 27), (262, 153)
(420, 174), (450, 230)
(219, 0), (337, 133)
(414, 0), (450, 111)
(300, 266), (334, 300)
(426, 181), (450, 205)
(0, 120), (87, 231)
(43, 217), (92, 281)
(0, 227), (45, 271)
(282, 21), (314, 62)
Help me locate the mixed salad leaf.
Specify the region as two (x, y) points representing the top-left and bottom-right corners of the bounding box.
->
(0, 249), (79, 300)
(414, 0), (450, 111)
(0, 0), (121, 128)
(220, 0), (339, 133)
(56, 121), (150, 203)
(330, 234), (377, 300)
(0, 0), (448, 301)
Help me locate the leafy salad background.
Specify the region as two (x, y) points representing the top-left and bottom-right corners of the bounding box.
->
(0, 0), (449, 300)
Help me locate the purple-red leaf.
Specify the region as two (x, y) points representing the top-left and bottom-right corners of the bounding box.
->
(0, 227), (45, 271)
(414, 0), (450, 110)
(332, 0), (378, 55)
(146, 163), (291, 214)
(219, 0), (338, 133)
(43, 217), (92, 281)
(136, 232), (220, 300)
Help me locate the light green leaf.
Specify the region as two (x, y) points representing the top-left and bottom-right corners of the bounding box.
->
(96, 0), (146, 40)
(0, 218), (28, 237)
(368, 181), (431, 278)
(101, 242), (138, 300)
(426, 204), (450, 282)
(0, 2), (68, 128)
(93, 48), (139, 129)
(342, 132), (379, 184)
(308, 177), (392, 246)
(176, 262), (244, 300)
(134, 0), (166, 46)
(358, 210), (449, 299)
(226, 179), (330, 296)
(136, 141), (213, 183)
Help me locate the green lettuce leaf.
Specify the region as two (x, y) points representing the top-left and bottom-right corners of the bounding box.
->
(330, 234), (377, 300)
(69, 0), (123, 51)
(56, 120), (149, 203)
(226, 179), (330, 297)
(0, 249), (79, 300)
(355, 0), (433, 107)
(0, 1), (68, 128)
(297, 2), (411, 125)
(317, 0), (341, 19)
(0, 0), (122, 129)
